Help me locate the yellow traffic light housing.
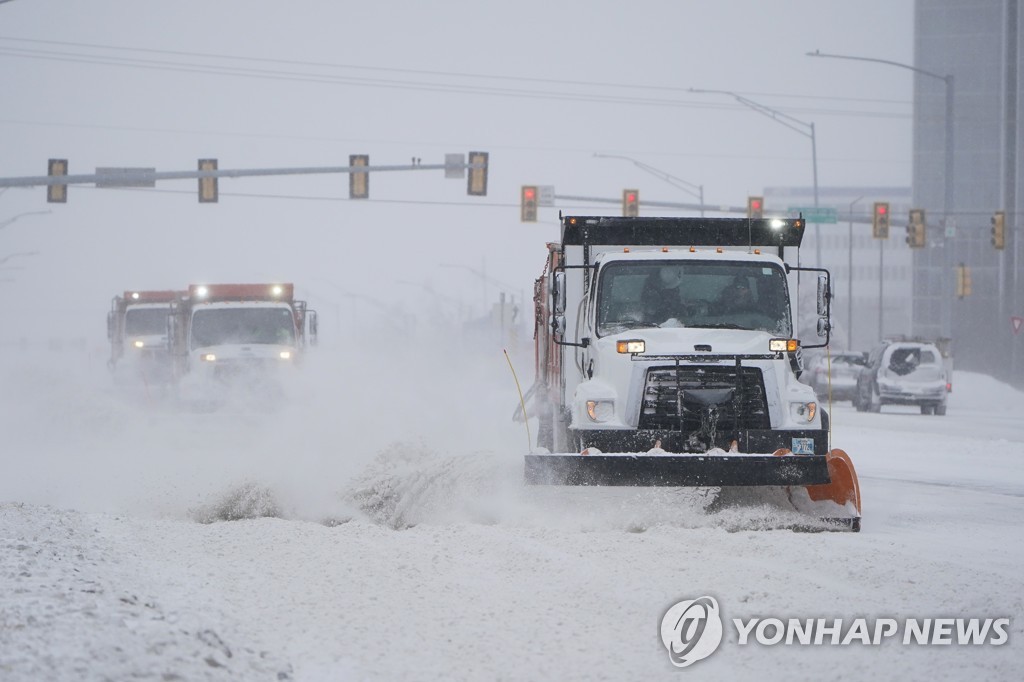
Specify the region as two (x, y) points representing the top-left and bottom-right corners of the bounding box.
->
(747, 196), (763, 219)
(906, 208), (926, 248)
(349, 155), (369, 199)
(991, 211), (1006, 250)
(872, 202), (890, 239)
(622, 189), (639, 217)
(197, 158), (218, 203)
(521, 185), (538, 222)
(467, 151), (488, 196)
(47, 158), (68, 203)
(955, 263), (972, 298)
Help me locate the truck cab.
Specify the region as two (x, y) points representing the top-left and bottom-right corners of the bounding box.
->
(533, 216), (831, 457)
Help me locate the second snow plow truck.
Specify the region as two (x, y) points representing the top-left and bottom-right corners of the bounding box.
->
(520, 215), (861, 530)
(168, 283), (317, 407)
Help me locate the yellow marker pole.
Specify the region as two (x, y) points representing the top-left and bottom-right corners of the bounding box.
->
(504, 349), (532, 452)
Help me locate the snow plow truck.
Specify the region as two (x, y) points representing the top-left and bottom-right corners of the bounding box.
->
(168, 283), (317, 406)
(107, 289), (183, 387)
(519, 215), (861, 530)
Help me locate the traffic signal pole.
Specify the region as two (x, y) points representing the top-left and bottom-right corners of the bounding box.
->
(0, 154), (489, 202)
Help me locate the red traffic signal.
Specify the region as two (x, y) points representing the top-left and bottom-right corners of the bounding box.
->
(747, 196), (763, 219)
(623, 189), (639, 217)
(521, 185), (538, 222)
(872, 201), (890, 239)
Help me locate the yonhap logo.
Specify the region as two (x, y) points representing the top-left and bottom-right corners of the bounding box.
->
(660, 596), (724, 668)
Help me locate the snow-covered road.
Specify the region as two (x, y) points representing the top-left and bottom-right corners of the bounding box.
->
(2, 347), (1022, 680)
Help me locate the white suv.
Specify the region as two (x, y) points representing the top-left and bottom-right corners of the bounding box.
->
(854, 341), (949, 415)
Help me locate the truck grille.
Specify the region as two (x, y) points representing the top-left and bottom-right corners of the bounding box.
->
(638, 365), (770, 431)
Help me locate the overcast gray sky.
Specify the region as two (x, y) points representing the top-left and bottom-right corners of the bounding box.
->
(0, 0), (913, 342)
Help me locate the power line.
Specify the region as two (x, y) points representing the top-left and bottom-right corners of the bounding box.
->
(0, 40), (910, 119)
(0, 35), (911, 108)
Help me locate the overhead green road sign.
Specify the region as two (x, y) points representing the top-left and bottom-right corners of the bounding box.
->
(788, 206), (837, 224)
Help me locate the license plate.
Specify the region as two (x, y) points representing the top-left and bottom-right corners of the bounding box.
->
(791, 437), (815, 455)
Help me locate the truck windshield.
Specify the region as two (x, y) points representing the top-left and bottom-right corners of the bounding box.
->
(191, 308), (296, 348)
(596, 260), (792, 337)
(125, 308), (169, 336)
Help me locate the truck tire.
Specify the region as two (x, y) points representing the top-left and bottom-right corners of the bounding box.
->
(934, 404), (947, 416)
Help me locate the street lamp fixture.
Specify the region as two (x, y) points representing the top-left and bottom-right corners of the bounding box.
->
(0, 250), (40, 266)
(592, 153), (705, 217)
(689, 88), (821, 265)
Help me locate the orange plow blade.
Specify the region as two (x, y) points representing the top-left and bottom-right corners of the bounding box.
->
(806, 449), (861, 513)
(801, 448), (862, 531)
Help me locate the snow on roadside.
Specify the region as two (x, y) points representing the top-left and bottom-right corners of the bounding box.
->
(0, 502), (295, 681)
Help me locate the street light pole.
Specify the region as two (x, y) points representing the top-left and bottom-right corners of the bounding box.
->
(848, 195), (865, 349)
(807, 49), (955, 338)
(593, 153), (705, 216)
(689, 89), (821, 265)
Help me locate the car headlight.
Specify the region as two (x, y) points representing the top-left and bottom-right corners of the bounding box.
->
(586, 400), (615, 422)
(791, 401), (816, 423)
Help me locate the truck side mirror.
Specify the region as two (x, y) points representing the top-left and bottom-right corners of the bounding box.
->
(554, 314), (566, 336)
(816, 275), (829, 316)
(308, 310), (319, 346)
(106, 311), (115, 341)
(817, 317), (831, 338)
(553, 271), (566, 315)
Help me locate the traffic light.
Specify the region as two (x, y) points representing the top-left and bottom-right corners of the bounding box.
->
(623, 189), (639, 217)
(349, 155), (369, 199)
(747, 196), (764, 219)
(906, 208), (926, 248)
(955, 264), (972, 298)
(521, 185), (538, 222)
(467, 151), (488, 196)
(872, 202), (890, 239)
(47, 158), (68, 203)
(197, 158), (218, 203)
(991, 211), (1006, 249)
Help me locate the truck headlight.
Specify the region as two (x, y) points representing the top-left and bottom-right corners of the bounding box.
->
(791, 401), (817, 422)
(201, 353), (217, 362)
(133, 340), (145, 349)
(586, 400), (615, 422)
(616, 339), (645, 354)
(279, 350), (292, 360)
